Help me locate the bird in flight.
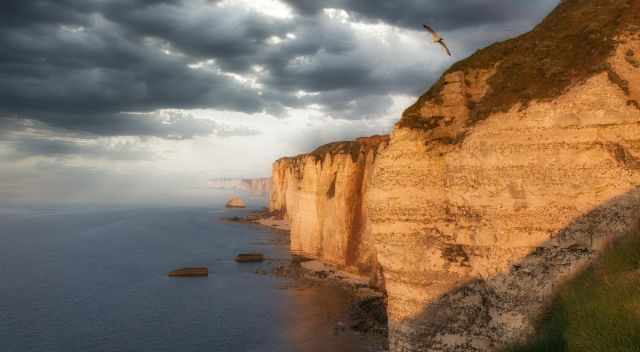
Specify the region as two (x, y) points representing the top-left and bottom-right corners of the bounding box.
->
(423, 24), (451, 56)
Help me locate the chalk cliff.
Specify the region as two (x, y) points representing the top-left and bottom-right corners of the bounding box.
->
(369, 0), (640, 350)
(208, 177), (271, 196)
(240, 178), (272, 196)
(269, 136), (388, 283)
(269, 0), (640, 350)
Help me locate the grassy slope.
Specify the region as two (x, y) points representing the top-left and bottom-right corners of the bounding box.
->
(400, 0), (636, 131)
(507, 231), (640, 352)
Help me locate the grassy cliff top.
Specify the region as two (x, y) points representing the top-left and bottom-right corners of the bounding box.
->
(400, 0), (638, 131)
(277, 135), (389, 164)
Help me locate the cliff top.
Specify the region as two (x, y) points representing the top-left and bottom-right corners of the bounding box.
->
(399, 0), (639, 131)
(277, 135), (389, 164)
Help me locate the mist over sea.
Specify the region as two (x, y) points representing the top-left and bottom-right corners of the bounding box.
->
(0, 192), (375, 352)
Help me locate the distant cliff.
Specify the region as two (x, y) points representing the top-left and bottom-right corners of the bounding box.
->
(208, 177), (271, 196)
(269, 135), (388, 285)
(269, 0), (640, 351)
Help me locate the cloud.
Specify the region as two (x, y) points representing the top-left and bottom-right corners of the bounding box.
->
(64, 111), (261, 139)
(0, 0), (560, 140)
(5, 137), (154, 161)
(0, 0), (271, 137)
(0, 1), (565, 203)
(0, 112), (259, 161)
(282, 0), (559, 31)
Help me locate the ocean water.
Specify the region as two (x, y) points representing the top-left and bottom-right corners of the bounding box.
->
(0, 195), (379, 352)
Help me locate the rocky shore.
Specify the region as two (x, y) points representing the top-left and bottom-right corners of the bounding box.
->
(225, 209), (388, 343)
(222, 208), (290, 231)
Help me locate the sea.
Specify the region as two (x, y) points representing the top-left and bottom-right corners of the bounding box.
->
(0, 191), (381, 352)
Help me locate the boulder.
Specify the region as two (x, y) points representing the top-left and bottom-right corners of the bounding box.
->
(225, 196), (246, 208)
(235, 253), (265, 262)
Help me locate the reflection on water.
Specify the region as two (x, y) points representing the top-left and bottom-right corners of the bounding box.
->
(283, 285), (383, 352)
(0, 202), (382, 352)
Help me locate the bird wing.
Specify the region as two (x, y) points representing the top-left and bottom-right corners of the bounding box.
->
(438, 40), (452, 56)
(422, 24), (436, 34)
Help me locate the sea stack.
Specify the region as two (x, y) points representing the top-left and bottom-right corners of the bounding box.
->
(225, 196), (246, 208)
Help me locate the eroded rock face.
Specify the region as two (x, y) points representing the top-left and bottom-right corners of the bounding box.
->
(368, 0), (640, 350)
(269, 136), (389, 281)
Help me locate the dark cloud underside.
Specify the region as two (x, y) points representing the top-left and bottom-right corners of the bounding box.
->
(0, 0), (559, 138)
(283, 0), (558, 30)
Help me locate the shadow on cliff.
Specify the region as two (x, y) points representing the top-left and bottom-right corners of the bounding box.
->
(392, 187), (640, 352)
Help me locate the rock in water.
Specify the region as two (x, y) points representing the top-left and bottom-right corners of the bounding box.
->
(167, 267), (208, 277)
(225, 196), (246, 208)
(235, 253), (265, 262)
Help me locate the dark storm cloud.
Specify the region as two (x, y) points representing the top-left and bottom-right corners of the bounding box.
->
(110, 3), (296, 70)
(66, 111), (260, 139)
(0, 0), (560, 139)
(0, 0), (273, 137)
(282, 0), (558, 31)
(6, 137), (153, 161)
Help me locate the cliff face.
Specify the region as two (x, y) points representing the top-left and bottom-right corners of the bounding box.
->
(239, 178), (272, 196)
(368, 0), (640, 350)
(270, 136), (389, 280)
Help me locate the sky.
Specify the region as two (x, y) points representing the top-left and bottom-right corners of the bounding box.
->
(0, 0), (560, 204)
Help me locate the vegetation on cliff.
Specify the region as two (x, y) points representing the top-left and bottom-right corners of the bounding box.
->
(277, 135), (389, 165)
(508, 230), (640, 352)
(400, 0), (638, 131)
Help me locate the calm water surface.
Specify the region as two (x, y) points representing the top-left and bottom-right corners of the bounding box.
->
(0, 196), (380, 352)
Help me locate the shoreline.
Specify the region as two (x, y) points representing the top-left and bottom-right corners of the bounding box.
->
(224, 209), (389, 342)
(224, 209), (381, 291)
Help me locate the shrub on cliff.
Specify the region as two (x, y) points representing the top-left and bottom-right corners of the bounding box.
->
(507, 230), (640, 352)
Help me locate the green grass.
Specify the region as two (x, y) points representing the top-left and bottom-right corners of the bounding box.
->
(507, 231), (640, 352)
(400, 0), (637, 134)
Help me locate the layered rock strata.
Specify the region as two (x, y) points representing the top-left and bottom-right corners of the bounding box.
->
(368, 0), (640, 350)
(269, 136), (389, 284)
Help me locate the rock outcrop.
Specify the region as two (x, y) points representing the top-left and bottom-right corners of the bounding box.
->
(269, 135), (389, 284)
(167, 267), (209, 277)
(225, 196), (246, 208)
(368, 0), (640, 350)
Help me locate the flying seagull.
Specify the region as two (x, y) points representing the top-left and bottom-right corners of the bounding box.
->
(423, 24), (451, 56)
